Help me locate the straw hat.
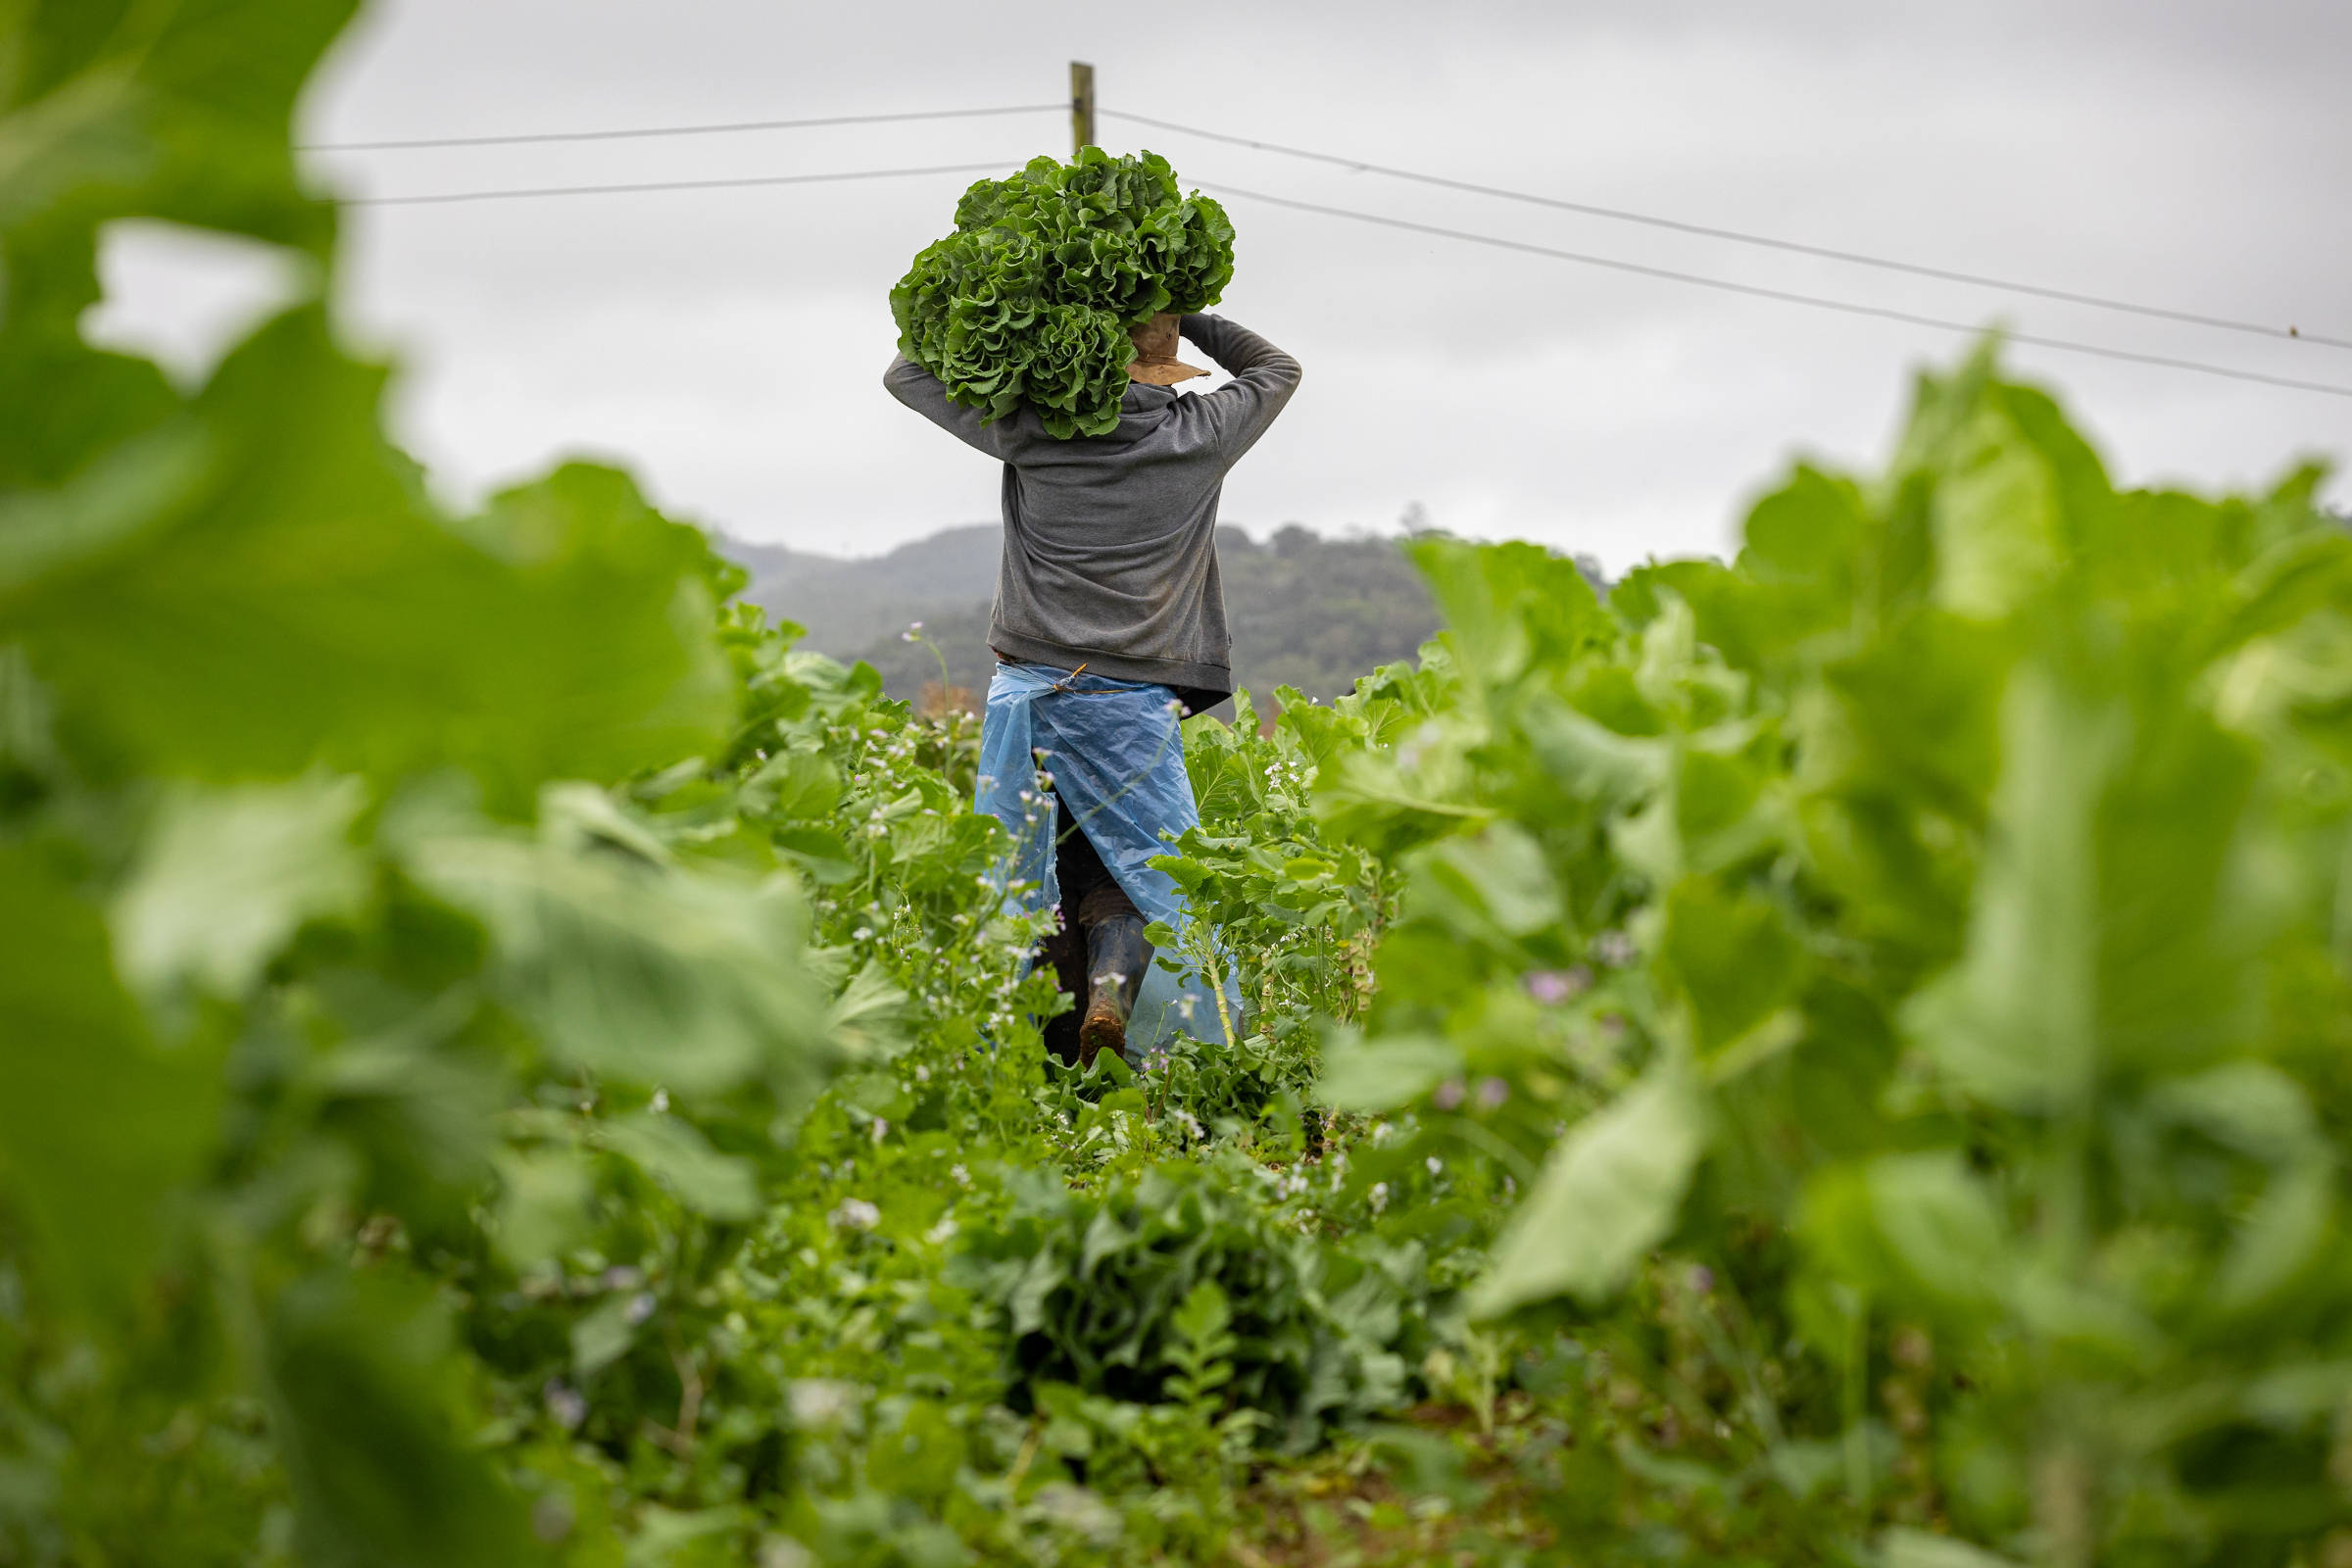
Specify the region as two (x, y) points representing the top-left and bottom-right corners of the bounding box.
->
(1127, 312), (1207, 386)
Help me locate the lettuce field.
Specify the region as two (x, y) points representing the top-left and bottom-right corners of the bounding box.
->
(8, 4), (2352, 1566)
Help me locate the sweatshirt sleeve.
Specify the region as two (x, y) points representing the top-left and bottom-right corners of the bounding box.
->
(884, 355), (1023, 462)
(1177, 314), (1301, 463)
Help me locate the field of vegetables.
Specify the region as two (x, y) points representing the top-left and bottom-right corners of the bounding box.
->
(9, 4), (2352, 1567)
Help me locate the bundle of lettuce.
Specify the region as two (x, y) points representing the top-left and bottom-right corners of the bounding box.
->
(891, 148), (1237, 439)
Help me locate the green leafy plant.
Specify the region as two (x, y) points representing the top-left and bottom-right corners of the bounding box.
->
(15, 4), (2351, 1563)
(1164, 1280), (1238, 1413)
(951, 1155), (1429, 1454)
(0, 8), (855, 1558)
(1314, 347), (2352, 1564)
(890, 147), (1236, 438)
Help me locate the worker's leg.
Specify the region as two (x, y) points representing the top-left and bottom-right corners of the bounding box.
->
(1036, 803), (1091, 1068)
(1045, 802), (1155, 1067)
(1023, 676), (1226, 1054)
(1077, 893), (1152, 1066)
(1040, 798), (1133, 1067)
(1057, 808), (1153, 1066)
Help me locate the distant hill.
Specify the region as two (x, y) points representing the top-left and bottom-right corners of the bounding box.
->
(721, 524), (1003, 659)
(723, 523), (1448, 714)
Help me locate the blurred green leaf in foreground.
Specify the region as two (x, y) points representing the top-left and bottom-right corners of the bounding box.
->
(1318, 344), (2352, 1562)
(1, 1), (839, 1559)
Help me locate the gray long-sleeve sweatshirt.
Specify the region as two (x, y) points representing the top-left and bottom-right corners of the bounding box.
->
(883, 313), (1300, 705)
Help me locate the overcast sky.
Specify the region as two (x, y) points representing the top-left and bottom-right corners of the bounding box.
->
(108, 0), (2352, 566)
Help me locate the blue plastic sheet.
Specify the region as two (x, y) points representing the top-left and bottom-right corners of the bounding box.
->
(974, 662), (1239, 1055)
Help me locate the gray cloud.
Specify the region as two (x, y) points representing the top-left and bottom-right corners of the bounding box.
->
(294, 0), (2350, 564)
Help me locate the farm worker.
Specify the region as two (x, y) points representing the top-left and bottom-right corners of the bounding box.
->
(885, 311), (1301, 1066)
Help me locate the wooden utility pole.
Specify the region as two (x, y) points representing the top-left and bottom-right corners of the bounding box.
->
(1070, 61), (1096, 157)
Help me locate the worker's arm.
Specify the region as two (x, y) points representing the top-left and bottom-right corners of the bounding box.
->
(884, 355), (1022, 461)
(1178, 314), (1301, 462)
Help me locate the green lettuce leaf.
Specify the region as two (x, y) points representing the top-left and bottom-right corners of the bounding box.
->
(891, 148), (1236, 440)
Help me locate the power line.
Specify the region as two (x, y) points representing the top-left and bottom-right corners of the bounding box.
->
(309, 93), (2347, 353)
(304, 103), (1062, 153)
(311, 99), (2350, 398)
(1200, 181), (2352, 402)
(1108, 108), (2352, 353)
(347, 161), (1010, 208)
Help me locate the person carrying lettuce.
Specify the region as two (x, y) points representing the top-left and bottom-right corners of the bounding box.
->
(886, 300), (1300, 1067)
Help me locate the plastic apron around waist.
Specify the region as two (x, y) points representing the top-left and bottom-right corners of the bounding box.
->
(973, 662), (1241, 1055)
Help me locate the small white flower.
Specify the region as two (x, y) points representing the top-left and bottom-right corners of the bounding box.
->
(913, 1063), (930, 1083)
(1425, 1155), (1444, 1177)
(649, 1088), (669, 1114)
(761, 1538), (815, 1568)
(950, 1164), (971, 1188)
(924, 1216), (958, 1246)
(787, 1379), (858, 1425)
(828, 1198), (881, 1231)
(543, 1378), (587, 1432)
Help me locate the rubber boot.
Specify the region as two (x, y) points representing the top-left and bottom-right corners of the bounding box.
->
(1077, 914), (1153, 1068)
(1036, 920), (1088, 1069)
